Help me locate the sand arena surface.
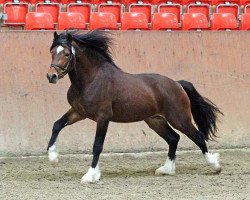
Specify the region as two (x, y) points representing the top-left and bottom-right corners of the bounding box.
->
(0, 149), (249, 200)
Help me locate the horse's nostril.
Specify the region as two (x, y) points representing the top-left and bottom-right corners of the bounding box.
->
(51, 74), (57, 80)
(47, 73), (58, 83)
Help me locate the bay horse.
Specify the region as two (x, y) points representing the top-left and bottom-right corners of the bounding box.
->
(47, 31), (223, 184)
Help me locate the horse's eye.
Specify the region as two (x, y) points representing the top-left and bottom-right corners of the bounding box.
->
(65, 53), (70, 57)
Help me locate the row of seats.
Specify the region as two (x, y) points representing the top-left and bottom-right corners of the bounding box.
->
(0, 0), (250, 5)
(1, 0), (250, 30)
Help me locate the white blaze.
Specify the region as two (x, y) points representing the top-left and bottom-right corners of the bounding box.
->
(56, 46), (64, 54)
(71, 46), (75, 55)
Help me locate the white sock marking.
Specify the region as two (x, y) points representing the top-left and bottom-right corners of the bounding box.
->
(205, 152), (221, 172)
(48, 144), (59, 163)
(56, 46), (64, 54)
(81, 164), (101, 184)
(155, 157), (176, 175)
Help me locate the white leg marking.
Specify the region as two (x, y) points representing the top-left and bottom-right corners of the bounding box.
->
(56, 45), (64, 54)
(81, 164), (101, 184)
(48, 144), (59, 163)
(205, 152), (221, 173)
(155, 157), (176, 175)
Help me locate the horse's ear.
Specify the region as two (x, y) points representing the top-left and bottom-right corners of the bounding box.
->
(54, 31), (59, 38)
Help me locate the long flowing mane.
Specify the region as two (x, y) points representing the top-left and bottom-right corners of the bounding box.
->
(71, 31), (120, 69)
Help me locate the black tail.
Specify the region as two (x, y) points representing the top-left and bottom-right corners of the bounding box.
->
(178, 80), (223, 141)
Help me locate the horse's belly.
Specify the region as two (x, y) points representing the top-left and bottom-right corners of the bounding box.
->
(111, 103), (157, 123)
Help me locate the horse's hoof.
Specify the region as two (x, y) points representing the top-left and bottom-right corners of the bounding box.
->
(205, 152), (221, 174)
(214, 166), (222, 174)
(155, 157), (176, 175)
(80, 167), (101, 184)
(155, 166), (175, 176)
(48, 151), (59, 163)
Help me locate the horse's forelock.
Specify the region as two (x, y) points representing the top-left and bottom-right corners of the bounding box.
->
(50, 33), (72, 51)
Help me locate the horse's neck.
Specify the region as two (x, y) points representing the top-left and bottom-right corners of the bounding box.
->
(68, 69), (81, 88)
(68, 58), (99, 89)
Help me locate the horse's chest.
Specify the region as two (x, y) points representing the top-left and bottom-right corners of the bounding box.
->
(71, 97), (103, 118)
(67, 84), (110, 119)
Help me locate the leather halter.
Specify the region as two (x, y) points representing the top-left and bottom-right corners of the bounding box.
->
(50, 46), (75, 75)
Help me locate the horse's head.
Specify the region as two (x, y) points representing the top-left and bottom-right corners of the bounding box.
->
(47, 32), (76, 84)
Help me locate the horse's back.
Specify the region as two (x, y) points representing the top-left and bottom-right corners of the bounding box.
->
(135, 73), (185, 98)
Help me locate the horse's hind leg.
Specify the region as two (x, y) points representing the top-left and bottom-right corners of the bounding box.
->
(47, 108), (84, 163)
(145, 116), (180, 175)
(168, 115), (221, 173)
(185, 125), (221, 173)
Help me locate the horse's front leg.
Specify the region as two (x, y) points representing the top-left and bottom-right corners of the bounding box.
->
(81, 117), (110, 184)
(47, 108), (84, 163)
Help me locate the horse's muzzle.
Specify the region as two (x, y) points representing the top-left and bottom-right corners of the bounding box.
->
(47, 73), (58, 84)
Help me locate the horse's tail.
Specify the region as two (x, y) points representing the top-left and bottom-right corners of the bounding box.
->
(178, 80), (223, 141)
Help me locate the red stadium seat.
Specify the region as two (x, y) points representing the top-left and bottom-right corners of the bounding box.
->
(90, 12), (118, 30)
(4, 2), (29, 26)
(35, 1), (60, 23)
(182, 4), (210, 30)
(182, 0), (211, 5)
(239, 0), (250, 5)
(211, 4), (239, 30)
(25, 12), (54, 30)
(151, 0), (181, 4)
(152, 13), (179, 30)
(151, 0), (181, 30)
(61, 0), (67, 4)
(212, 0), (239, 5)
(240, 4), (250, 29)
(92, 0), (122, 4)
(67, 2), (91, 23)
(240, 13), (250, 30)
(157, 3), (182, 25)
(58, 12), (86, 30)
(29, 0), (59, 4)
(121, 12), (149, 30)
(95, 0), (123, 23)
(245, 3), (250, 13)
(211, 13), (238, 30)
(183, 13), (209, 30)
(216, 3), (239, 17)
(124, 0), (152, 22)
(188, 3), (210, 18)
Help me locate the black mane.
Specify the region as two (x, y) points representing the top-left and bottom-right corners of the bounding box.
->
(71, 31), (119, 69)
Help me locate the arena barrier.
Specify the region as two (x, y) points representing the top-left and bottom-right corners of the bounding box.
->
(0, 31), (249, 155)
